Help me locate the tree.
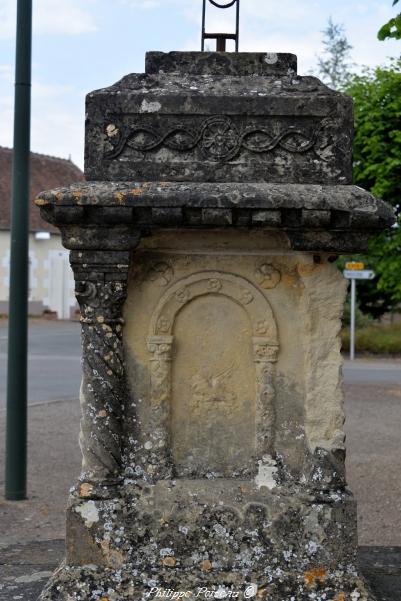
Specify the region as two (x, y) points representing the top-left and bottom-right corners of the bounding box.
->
(342, 61), (401, 316)
(378, 0), (401, 41)
(316, 17), (353, 89)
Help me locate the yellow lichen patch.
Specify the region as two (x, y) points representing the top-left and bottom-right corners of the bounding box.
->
(35, 197), (48, 206)
(131, 181), (151, 195)
(162, 556), (176, 567)
(333, 594), (346, 601)
(97, 410), (107, 418)
(131, 187), (143, 196)
(78, 482), (94, 498)
(114, 191), (126, 203)
(304, 567), (327, 586)
(280, 272), (298, 287)
(200, 559), (212, 572)
(100, 539), (124, 566)
(96, 316), (105, 323)
(100, 597), (109, 601)
(72, 190), (82, 201)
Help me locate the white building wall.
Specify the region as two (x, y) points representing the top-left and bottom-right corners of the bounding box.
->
(0, 230), (76, 318)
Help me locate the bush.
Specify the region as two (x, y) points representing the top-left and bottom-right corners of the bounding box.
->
(342, 322), (401, 355)
(342, 296), (373, 328)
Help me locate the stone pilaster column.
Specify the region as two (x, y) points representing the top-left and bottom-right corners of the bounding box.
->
(70, 250), (130, 498)
(253, 337), (279, 459)
(146, 334), (174, 479)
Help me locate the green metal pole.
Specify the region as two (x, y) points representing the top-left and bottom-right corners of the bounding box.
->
(5, 0), (32, 501)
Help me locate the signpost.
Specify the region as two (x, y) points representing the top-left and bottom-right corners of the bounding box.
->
(5, 0), (32, 500)
(343, 262), (375, 360)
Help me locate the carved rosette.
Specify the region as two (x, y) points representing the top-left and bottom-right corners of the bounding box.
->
(71, 251), (130, 497)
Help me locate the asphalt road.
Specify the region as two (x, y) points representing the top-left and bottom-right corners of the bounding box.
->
(343, 359), (401, 384)
(0, 320), (81, 408)
(0, 320), (401, 407)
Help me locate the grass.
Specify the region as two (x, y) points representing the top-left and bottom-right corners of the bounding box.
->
(342, 321), (401, 355)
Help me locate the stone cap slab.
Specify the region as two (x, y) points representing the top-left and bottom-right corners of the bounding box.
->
(85, 51), (352, 185)
(145, 51), (298, 76)
(36, 182), (394, 253)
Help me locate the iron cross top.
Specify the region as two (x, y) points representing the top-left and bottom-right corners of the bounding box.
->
(201, 0), (240, 52)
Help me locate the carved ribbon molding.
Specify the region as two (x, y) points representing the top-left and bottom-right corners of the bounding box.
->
(104, 116), (338, 162)
(145, 271), (279, 479)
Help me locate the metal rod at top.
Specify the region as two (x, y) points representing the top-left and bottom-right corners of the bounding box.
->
(201, 0), (240, 52)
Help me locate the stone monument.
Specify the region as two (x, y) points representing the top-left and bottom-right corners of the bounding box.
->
(36, 51), (393, 600)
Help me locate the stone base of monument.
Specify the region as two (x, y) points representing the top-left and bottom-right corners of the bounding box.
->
(38, 233), (375, 601)
(40, 488), (374, 601)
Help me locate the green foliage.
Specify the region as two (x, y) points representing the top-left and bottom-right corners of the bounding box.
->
(346, 61), (401, 204)
(378, 0), (401, 41)
(342, 295), (372, 327)
(316, 17), (353, 89)
(342, 321), (401, 355)
(342, 61), (401, 314)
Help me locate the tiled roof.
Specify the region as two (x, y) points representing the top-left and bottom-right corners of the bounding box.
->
(0, 146), (84, 233)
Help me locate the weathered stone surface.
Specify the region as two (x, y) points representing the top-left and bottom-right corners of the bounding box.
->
(2, 540), (399, 600)
(70, 250), (131, 497)
(35, 49), (394, 601)
(84, 51), (352, 185)
(39, 234), (372, 600)
(145, 51), (298, 76)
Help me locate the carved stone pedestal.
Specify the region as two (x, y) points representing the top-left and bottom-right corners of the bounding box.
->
(36, 52), (393, 600)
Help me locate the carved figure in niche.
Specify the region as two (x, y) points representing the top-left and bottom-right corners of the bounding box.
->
(147, 261), (173, 286)
(255, 263), (281, 289)
(191, 363), (238, 412)
(147, 270), (279, 476)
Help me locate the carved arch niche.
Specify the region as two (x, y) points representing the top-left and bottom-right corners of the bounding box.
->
(147, 271), (279, 479)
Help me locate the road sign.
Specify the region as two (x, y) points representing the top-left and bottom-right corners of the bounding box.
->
(343, 269), (375, 280)
(345, 261), (365, 270)
(344, 268), (375, 361)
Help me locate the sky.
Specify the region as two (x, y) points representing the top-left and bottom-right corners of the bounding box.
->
(0, 0), (399, 170)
